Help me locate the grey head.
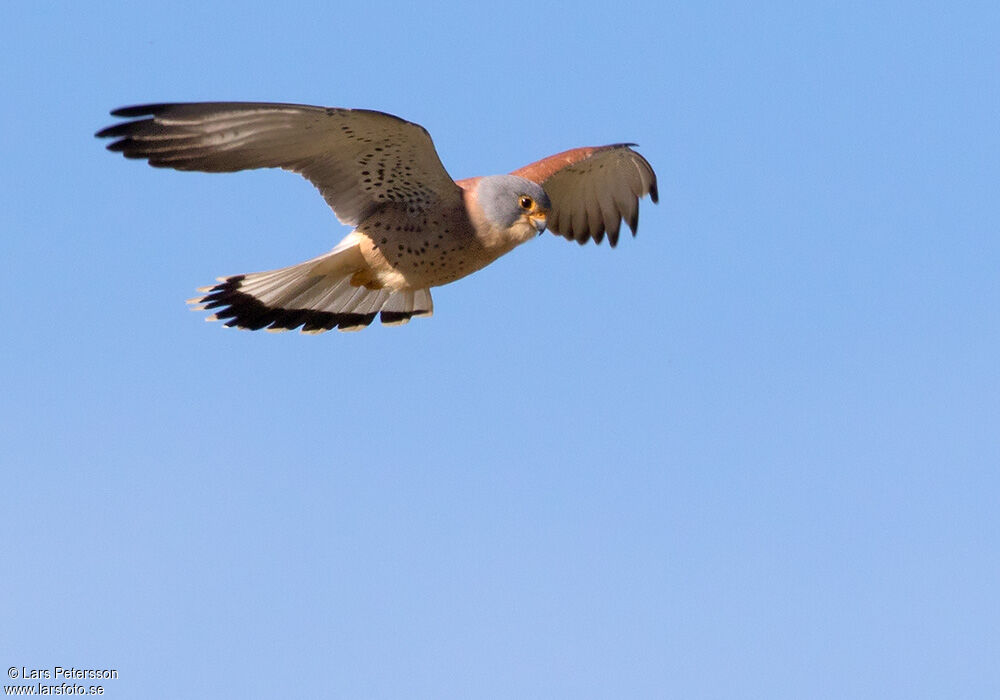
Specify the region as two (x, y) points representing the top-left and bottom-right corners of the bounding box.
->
(476, 175), (551, 232)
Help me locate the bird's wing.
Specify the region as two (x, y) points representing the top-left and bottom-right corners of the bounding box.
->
(511, 144), (658, 246)
(97, 102), (463, 227)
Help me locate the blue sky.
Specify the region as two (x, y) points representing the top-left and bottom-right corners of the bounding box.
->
(2, 1), (998, 697)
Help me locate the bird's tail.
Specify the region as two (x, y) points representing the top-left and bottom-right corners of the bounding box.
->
(187, 238), (433, 333)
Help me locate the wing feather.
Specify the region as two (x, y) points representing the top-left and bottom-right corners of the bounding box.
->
(511, 144), (658, 246)
(97, 102), (463, 228)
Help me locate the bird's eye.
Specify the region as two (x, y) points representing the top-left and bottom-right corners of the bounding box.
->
(519, 195), (534, 210)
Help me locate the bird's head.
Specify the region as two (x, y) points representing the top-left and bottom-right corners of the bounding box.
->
(475, 175), (551, 245)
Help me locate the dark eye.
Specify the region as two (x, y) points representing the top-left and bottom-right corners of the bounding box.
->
(519, 195), (534, 210)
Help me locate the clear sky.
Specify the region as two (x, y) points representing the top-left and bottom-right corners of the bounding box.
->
(2, 1), (998, 698)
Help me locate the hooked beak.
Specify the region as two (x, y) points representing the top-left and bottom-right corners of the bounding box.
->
(529, 211), (548, 234)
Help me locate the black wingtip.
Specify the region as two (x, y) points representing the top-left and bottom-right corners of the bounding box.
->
(649, 181), (659, 204)
(95, 121), (138, 139)
(110, 104), (165, 118)
(95, 124), (121, 139)
(97, 105), (161, 139)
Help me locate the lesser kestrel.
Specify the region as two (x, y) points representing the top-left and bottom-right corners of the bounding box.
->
(98, 102), (658, 332)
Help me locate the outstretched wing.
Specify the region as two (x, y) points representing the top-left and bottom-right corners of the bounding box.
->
(511, 144), (658, 246)
(96, 102), (463, 227)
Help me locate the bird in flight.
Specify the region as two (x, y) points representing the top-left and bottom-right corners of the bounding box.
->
(97, 102), (658, 333)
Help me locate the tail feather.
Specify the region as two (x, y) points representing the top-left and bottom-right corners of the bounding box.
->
(413, 289), (433, 317)
(378, 289), (434, 326)
(189, 240), (433, 333)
